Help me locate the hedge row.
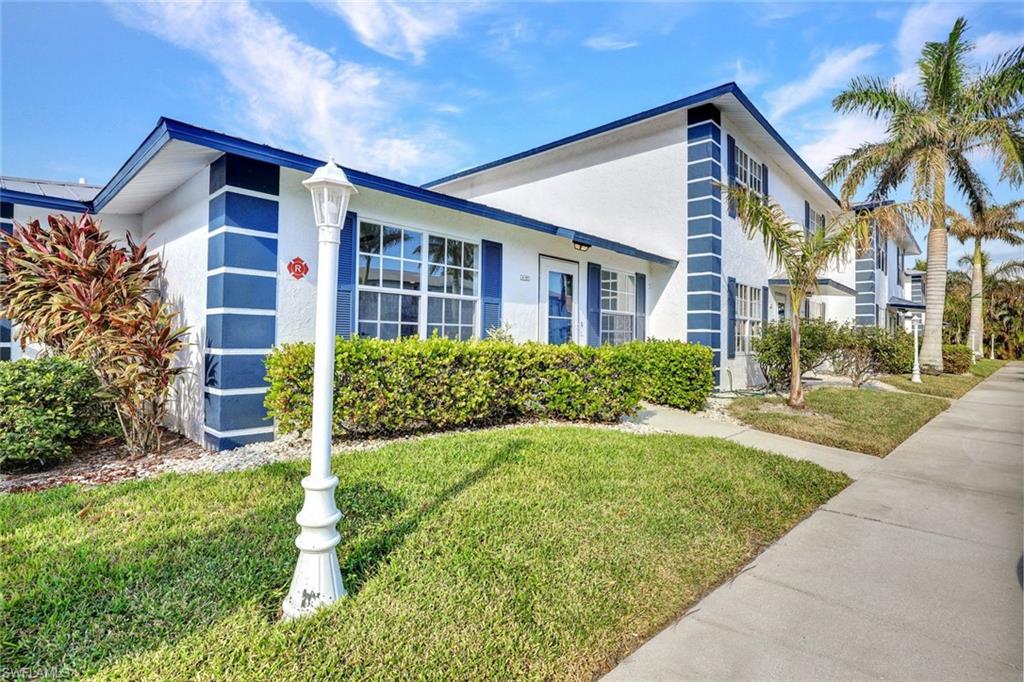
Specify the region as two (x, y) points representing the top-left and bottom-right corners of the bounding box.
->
(265, 337), (714, 436)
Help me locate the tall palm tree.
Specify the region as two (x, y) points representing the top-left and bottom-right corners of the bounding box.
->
(725, 184), (884, 408)
(823, 18), (1024, 372)
(949, 200), (1024, 355)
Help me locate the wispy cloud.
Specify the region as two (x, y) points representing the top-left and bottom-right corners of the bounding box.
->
(798, 113), (888, 176)
(766, 44), (881, 119)
(108, 0), (454, 177)
(583, 35), (638, 51)
(731, 58), (766, 89)
(321, 1), (482, 64)
(973, 30), (1024, 60)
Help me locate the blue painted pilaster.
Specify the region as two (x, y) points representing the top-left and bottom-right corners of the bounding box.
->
(204, 154), (280, 450)
(686, 104), (723, 384)
(1, 201), (13, 361)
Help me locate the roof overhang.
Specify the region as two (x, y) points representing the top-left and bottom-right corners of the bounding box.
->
(888, 296), (926, 311)
(768, 277), (857, 296)
(423, 82), (839, 209)
(0, 188), (89, 214)
(11, 118), (677, 268)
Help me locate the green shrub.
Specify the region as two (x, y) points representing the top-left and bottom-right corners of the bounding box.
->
(874, 329), (914, 374)
(610, 340), (714, 411)
(942, 344), (973, 375)
(831, 325), (916, 387)
(753, 318), (839, 389)
(0, 357), (118, 469)
(265, 336), (649, 436)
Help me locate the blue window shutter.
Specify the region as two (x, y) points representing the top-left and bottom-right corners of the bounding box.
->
(587, 262), (602, 346)
(635, 273), (647, 341)
(727, 276), (737, 359)
(480, 239), (503, 338)
(762, 285), (769, 325)
(335, 211), (357, 339)
(762, 164), (769, 197)
(804, 200), (811, 238)
(726, 135), (737, 218)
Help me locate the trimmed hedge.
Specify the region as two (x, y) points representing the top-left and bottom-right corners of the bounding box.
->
(267, 337), (647, 436)
(942, 344), (973, 375)
(610, 340), (714, 411)
(0, 357), (118, 469)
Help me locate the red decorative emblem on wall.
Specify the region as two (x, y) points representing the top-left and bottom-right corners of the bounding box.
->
(287, 257), (309, 280)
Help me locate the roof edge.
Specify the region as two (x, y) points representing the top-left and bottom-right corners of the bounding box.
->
(87, 118), (678, 268)
(423, 82), (840, 205)
(0, 188), (91, 214)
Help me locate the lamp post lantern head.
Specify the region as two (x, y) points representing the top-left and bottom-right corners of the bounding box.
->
(303, 157), (357, 229)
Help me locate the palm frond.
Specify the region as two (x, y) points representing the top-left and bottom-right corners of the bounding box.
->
(832, 76), (917, 118)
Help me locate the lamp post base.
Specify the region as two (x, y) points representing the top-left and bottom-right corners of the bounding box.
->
(281, 474), (346, 620)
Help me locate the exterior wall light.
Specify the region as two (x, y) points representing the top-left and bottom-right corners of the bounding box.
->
(281, 157), (357, 620)
(573, 240), (592, 252)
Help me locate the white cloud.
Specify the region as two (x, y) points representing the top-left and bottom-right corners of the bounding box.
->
(893, 2), (966, 88)
(108, 1), (453, 177)
(732, 59), (766, 89)
(973, 30), (1024, 61)
(798, 113), (888, 177)
(583, 35), (638, 51)
(322, 1), (481, 63)
(766, 44), (881, 119)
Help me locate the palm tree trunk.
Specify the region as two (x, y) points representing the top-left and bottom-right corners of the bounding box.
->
(920, 169), (947, 372)
(788, 291), (804, 409)
(968, 238), (983, 357)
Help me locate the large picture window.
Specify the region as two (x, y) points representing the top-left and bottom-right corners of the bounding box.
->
(734, 283), (762, 354)
(600, 270), (636, 345)
(357, 221), (478, 340)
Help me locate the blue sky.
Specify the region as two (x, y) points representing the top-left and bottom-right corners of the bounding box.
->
(2, 1), (1022, 265)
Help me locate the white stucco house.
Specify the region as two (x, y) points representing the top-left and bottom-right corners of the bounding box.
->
(0, 82), (920, 450)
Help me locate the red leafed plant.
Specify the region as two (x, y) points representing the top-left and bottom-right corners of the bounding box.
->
(0, 214), (189, 456)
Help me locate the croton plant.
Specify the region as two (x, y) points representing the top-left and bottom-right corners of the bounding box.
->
(0, 214), (188, 456)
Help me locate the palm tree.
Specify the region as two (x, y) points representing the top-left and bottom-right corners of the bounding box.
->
(725, 184), (884, 408)
(949, 200), (1024, 355)
(823, 18), (1024, 372)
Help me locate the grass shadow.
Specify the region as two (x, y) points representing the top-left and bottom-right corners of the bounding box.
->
(341, 439), (527, 594)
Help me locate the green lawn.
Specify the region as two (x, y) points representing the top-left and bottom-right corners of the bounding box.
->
(879, 359), (1007, 398)
(1, 426), (848, 680)
(729, 388), (948, 456)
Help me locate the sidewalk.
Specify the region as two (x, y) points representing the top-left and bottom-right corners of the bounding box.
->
(608, 363), (1023, 680)
(627, 403), (880, 479)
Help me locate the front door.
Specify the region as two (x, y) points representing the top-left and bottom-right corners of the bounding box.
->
(539, 257), (579, 344)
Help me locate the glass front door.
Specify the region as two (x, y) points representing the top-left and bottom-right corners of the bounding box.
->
(540, 257), (579, 344)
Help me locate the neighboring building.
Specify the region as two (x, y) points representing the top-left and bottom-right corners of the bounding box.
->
(0, 82), (919, 450)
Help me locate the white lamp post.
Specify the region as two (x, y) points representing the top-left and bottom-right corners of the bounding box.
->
(911, 314), (922, 384)
(282, 157), (357, 620)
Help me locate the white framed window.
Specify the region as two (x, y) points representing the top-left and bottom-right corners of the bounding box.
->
(426, 234), (478, 340)
(808, 206), (826, 234)
(600, 269), (636, 345)
(734, 145), (763, 195)
(734, 283), (762, 354)
(356, 220), (478, 341)
(735, 147), (750, 187)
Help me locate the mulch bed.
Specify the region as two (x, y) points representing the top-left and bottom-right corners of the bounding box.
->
(1, 430), (205, 494)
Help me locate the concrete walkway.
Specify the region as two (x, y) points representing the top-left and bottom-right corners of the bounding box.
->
(608, 363), (1023, 680)
(628, 404), (881, 479)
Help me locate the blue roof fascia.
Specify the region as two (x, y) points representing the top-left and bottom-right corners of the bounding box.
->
(888, 296), (925, 311)
(0, 188), (90, 214)
(423, 82), (736, 188)
(768, 277), (857, 297)
(423, 82), (840, 206)
(91, 122), (173, 213)
(116, 118), (677, 267)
